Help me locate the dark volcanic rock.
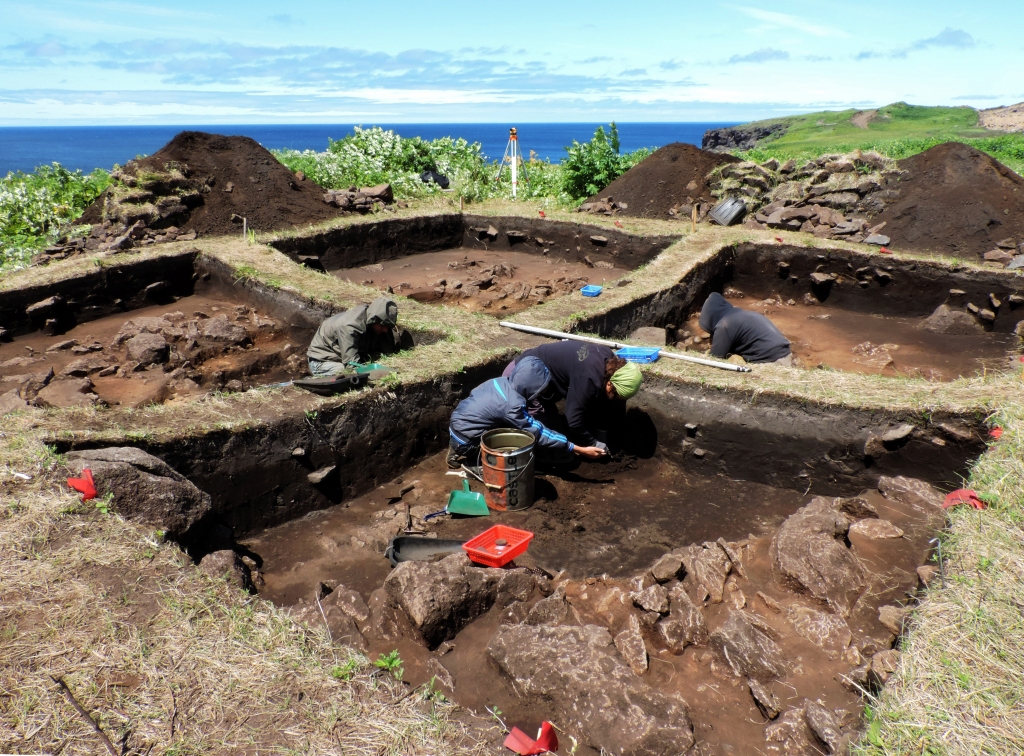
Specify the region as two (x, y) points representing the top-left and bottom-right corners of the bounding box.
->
(35, 377), (101, 408)
(65, 446), (212, 538)
(710, 611), (789, 681)
(702, 123), (788, 152)
(488, 623), (695, 755)
(199, 550), (254, 592)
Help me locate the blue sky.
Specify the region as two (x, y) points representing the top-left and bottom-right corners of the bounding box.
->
(1, 0), (1022, 124)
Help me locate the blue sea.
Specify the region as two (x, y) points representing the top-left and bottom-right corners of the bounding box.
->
(0, 123), (738, 176)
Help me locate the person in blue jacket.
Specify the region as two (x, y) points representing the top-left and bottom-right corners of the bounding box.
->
(447, 356), (608, 469)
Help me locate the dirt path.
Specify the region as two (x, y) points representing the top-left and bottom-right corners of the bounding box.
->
(851, 110), (878, 129)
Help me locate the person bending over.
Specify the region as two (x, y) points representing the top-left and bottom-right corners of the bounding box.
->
(307, 297), (410, 375)
(448, 357), (607, 469)
(508, 340), (643, 452)
(698, 292), (792, 366)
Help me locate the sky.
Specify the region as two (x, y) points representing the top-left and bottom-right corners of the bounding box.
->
(1, 0), (1022, 125)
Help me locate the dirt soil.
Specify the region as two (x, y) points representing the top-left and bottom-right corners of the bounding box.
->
(681, 289), (1017, 380)
(0, 292), (306, 408)
(588, 143), (740, 219)
(243, 449), (936, 755)
(336, 248), (628, 316)
(79, 131), (340, 235)
(978, 101), (1024, 133)
(872, 142), (1024, 258)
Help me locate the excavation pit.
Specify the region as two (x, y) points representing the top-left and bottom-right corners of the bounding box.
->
(157, 378), (984, 756)
(271, 214), (677, 316)
(0, 250), (437, 409)
(585, 242), (1023, 380)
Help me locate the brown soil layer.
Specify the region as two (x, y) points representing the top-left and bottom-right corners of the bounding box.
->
(244, 449), (934, 755)
(0, 292), (305, 408)
(682, 290), (1017, 381)
(80, 131), (339, 235)
(872, 142), (1024, 257)
(588, 143), (740, 219)
(335, 248), (628, 316)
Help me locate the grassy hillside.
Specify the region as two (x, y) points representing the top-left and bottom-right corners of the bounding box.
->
(733, 102), (1024, 174)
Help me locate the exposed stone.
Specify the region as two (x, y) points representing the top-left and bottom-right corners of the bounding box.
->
(632, 583), (670, 614)
(614, 614), (649, 675)
(878, 605), (908, 635)
(292, 587), (367, 649)
(711, 611), (789, 681)
(757, 591), (781, 613)
(835, 496), (878, 519)
(765, 707), (820, 755)
(786, 605), (851, 658)
(126, 332), (170, 365)
(749, 678), (780, 720)
(870, 649), (901, 686)
(59, 355), (112, 377)
(717, 537), (747, 578)
(35, 377), (101, 408)
(199, 550), (254, 592)
(0, 389), (28, 415)
(384, 554), (501, 647)
(681, 542), (732, 603)
(863, 234), (890, 246)
(307, 465), (336, 485)
(495, 570), (536, 607)
(804, 700), (848, 754)
(877, 476), (944, 513)
(849, 519), (904, 539)
(773, 497), (866, 616)
(922, 304), (984, 335)
(426, 657), (455, 691)
(488, 624), (694, 755)
(650, 553), (684, 582)
(525, 584), (571, 626)
(917, 565), (939, 586)
(658, 584), (707, 652)
(26, 295), (64, 320)
(809, 272), (835, 286)
(979, 308), (996, 322)
(46, 339), (77, 352)
(65, 447), (212, 538)
(984, 249), (1015, 265)
(199, 315), (250, 344)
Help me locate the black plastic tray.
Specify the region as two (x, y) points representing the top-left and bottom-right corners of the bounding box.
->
(385, 536), (466, 566)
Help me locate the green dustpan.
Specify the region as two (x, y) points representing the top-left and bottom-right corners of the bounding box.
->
(446, 479), (490, 516)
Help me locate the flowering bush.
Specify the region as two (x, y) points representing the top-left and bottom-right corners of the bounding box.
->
(0, 163), (110, 272)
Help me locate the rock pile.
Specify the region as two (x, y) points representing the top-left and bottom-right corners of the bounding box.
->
(711, 151), (901, 243)
(322, 183), (394, 212)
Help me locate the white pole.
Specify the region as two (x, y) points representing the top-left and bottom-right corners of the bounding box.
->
(510, 127), (518, 200)
(497, 321), (753, 373)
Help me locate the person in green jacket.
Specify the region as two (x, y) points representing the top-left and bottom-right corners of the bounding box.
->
(306, 297), (406, 375)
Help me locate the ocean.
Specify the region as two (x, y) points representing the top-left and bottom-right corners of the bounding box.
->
(0, 123), (738, 176)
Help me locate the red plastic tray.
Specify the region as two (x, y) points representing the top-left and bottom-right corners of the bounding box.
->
(462, 524), (534, 567)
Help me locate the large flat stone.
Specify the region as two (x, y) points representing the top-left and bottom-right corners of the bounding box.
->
(711, 611), (789, 681)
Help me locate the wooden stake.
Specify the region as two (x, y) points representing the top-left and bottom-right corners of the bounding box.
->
(691, 205), (698, 234)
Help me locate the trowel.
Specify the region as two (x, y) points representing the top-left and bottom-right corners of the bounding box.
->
(423, 479), (490, 520)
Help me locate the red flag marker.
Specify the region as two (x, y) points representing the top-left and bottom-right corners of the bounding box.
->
(879, 247), (892, 254)
(942, 489), (986, 510)
(504, 721), (558, 755)
(989, 426), (1003, 439)
(614, 220), (623, 228)
(67, 468), (97, 501)
(538, 210), (546, 218)
(774, 237), (783, 243)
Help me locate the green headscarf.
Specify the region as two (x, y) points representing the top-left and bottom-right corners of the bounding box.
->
(610, 361), (643, 399)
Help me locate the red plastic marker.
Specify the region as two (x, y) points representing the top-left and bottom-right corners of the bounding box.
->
(538, 210), (546, 218)
(942, 489), (986, 510)
(67, 468), (97, 501)
(879, 247), (892, 254)
(774, 237), (783, 243)
(990, 426), (1003, 439)
(614, 220), (623, 228)
(504, 721), (558, 755)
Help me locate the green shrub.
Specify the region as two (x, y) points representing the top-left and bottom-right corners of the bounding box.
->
(561, 123), (652, 200)
(0, 163), (110, 272)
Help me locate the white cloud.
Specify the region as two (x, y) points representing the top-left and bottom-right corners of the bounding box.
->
(735, 7), (848, 38)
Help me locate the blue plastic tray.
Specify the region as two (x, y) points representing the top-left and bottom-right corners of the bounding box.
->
(616, 347), (661, 363)
(580, 285), (603, 297)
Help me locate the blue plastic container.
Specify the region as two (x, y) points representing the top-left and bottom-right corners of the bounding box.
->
(580, 285), (603, 297)
(616, 347), (661, 363)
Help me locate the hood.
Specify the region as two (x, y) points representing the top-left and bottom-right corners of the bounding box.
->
(509, 356), (551, 401)
(698, 292), (734, 334)
(366, 297), (398, 328)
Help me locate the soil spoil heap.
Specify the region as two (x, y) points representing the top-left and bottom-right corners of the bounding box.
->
(579, 143), (739, 219)
(870, 142), (1024, 258)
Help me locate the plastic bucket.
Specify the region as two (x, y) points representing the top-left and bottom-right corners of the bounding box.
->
(480, 428), (535, 512)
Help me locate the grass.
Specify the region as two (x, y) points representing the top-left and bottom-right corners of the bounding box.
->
(1, 201), (1023, 753)
(730, 102), (1024, 175)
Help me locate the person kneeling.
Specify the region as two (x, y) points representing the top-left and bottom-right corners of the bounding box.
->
(698, 292), (792, 366)
(447, 357), (607, 469)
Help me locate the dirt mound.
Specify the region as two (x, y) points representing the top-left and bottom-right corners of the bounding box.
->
(80, 131), (339, 237)
(586, 143), (740, 219)
(871, 142), (1024, 258)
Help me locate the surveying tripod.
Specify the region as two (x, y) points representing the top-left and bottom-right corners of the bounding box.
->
(494, 127), (530, 199)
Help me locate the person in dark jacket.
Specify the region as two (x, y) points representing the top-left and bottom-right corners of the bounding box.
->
(698, 292), (792, 365)
(307, 297), (409, 375)
(507, 340), (643, 451)
(448, 357), (607, 468)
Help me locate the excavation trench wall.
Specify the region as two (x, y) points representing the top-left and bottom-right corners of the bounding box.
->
(270, 214), (677, 272)
(632, 379), (985, 497)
